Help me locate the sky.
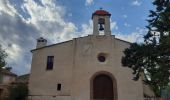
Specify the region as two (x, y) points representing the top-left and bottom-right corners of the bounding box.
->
(0, 0), (154, 75)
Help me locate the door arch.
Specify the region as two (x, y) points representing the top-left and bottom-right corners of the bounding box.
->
(90, 71), (117, 100)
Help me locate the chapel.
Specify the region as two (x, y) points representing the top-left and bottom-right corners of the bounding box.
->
(28, 9), (154, 100)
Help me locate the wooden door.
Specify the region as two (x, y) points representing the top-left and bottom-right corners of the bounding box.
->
(93, 74), (113, 100)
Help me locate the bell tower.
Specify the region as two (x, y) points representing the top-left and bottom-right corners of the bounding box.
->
(92, 9), (111, 36)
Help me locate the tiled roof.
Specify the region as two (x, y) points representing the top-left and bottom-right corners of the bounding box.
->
(94, 10), (110, 15)
(92, 10), (111, 18)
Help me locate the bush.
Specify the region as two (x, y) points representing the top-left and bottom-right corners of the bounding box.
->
(6, 83), (28, 100)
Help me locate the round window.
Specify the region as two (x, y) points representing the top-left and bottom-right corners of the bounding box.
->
(98, 53), (107, 62)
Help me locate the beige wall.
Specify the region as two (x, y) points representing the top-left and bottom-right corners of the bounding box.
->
(29, 41), (74, 96)
(29, 35), (144, 100)
(0, 74), (15, 84)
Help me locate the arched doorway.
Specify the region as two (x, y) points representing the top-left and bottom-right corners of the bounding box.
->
(90, 72), (117, 100)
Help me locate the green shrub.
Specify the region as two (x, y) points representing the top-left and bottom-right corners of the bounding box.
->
(6, 83), (28, 100)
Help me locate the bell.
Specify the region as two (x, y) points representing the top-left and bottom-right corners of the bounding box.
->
(99, 23), (104, 31)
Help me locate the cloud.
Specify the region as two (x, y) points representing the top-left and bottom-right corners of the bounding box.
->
(111, 21), (118, 30)
(115, 28), (146, 43)
(132, 0), (142, 6)
(22, 0), (78, 43)
(124, 22), (131, 27)
(85, 0), (94, 6)
(0, 0), (18, 16)
(0, 0), (77, 75)
(0, 12), (39, 75)
(122, 14), (128, 18)
(0, 0), (145, 75)
(81, 20), (93, 36)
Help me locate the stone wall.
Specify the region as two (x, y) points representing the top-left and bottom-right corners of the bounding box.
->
(28, 95), (71, 100)
(29, 35), (144, 100)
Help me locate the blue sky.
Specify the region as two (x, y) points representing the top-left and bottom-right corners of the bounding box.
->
(0, 0), (154, 75)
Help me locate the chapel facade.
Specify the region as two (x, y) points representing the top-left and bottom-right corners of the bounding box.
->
(28, 10), (154, 100)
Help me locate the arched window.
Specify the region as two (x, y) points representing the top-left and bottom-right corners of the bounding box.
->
(98, 18), (105, 35)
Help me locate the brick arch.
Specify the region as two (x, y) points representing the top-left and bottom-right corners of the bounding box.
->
(90, 71), (118, 100)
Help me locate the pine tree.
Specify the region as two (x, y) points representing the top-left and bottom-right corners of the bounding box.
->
(0, 45), (7, 69)
(122, 0), (170, 96)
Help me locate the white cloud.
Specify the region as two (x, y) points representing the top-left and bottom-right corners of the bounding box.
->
(0, 0), (145, 75)
(0, 0), (18, 16)
(0, 0), (78, 75)
(115, 28), (146, 43)
(21, 0), (77, 43)
(0, 35), (21, 62)
(81, 20), (93, 36)
(86, 0), (94, 6)
(124, 22), (131, 27)
(111, 21), (118, 30)
(132, 0), (142, 6)
(23, 0), (65, 23)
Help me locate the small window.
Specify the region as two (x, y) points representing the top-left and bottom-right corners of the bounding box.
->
(57, 84), (61, 91)
(46, 56), (54, 70)
(97, 53), (107, 62)
(38, 40), (45, 42)
(98, 55), (106, 62)
(38, 40), (41, 42)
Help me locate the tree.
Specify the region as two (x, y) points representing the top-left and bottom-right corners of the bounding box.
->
(122, 0), (170, 96)
(0, 44), (7, 69)
(166, 85), (170, 92)
(6, 83), (28, 100)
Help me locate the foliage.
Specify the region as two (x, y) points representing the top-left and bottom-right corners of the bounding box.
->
(0, 44), (7, 69)
(166, 85), (170, 92)
(4, 67), (12, 71)
(122, 0), (170, 96)
(6, 84), (28, 100)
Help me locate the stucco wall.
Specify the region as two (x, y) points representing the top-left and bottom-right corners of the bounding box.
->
(28, 95), (71, 100)
(71, 35), (143, 100)
(29, 41), (74, 97)
(0, 74), (15, 84)
(29, 35), (144, 100)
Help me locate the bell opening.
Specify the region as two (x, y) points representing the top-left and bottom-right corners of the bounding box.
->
(98, 24), (104, 35)
(98, 18), (105, 35)
(99, 23), (104, 31)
